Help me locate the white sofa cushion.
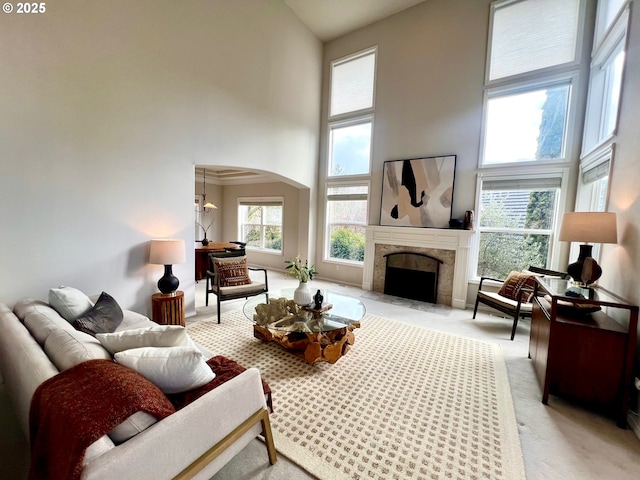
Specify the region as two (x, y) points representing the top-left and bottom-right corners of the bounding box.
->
(16, 300), (77, 346)
(44, 329), (112, 371)
(48, 286), (94, 322)
(96, 325), (193, 355)
(115, 347), (215, 394)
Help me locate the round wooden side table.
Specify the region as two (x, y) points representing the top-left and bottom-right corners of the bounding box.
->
(151, 291), (185, 327)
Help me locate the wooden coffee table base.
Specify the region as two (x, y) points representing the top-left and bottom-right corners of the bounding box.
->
(253, 323), (360, 364)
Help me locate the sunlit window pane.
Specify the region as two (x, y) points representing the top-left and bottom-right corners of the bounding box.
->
(239, 203), (282, 252)
(326, 185), (368, 263)
(477, 184), (559, 278)
(329, 121), (371, 176)
(483, 84), (569, 165)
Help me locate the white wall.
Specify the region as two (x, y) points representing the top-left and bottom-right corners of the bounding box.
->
(0, 0), (322, 315)
(315, 0), (492, 286)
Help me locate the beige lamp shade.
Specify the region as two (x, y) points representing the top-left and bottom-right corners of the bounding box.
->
(558, 212), (618, 244)
(149, 239), (186, 265)
(203, 202), (217, 210)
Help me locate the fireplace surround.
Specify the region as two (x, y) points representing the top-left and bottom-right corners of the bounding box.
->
(362, 226), (473, 309)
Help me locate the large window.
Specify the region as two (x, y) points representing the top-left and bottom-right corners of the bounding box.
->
(483, 80), (571, 165)
(328, 47), (376, 178)
(582, 3), (629, 155)
(324, 46), (376, 264)
(238, 199), (283, 253)
(328, 118), (372, 176)
(475, 0), (586, 276)
(480, 0), (583, 167)
(477, 177), (562, 279)
(326, 185), (368, 263)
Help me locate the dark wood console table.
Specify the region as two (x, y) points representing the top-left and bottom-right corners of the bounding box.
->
(529, 277), (638, 427)
(194, 242), (240, 281)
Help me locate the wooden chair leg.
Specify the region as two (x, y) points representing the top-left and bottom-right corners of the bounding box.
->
(217, 294), (222, 324)
(205, 277), (210, 307)
(472, 297), (480, 318)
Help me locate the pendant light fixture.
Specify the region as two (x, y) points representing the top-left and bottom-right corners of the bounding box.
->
(196, 168), (217, 212)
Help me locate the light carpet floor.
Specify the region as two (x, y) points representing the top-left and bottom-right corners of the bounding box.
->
(188, 311), (526, 480)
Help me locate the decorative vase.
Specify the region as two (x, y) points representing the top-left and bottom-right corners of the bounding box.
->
(201, 236), (209, 246)
(294, 281), (313, 306)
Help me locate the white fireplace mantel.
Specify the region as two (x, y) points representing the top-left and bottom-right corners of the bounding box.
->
(362, 226), (473, 309)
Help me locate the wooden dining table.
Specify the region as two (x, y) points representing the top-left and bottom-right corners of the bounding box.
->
(194, 242), (241, 281)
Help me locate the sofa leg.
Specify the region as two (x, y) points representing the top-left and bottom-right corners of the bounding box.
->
(173, 408), (276, 480)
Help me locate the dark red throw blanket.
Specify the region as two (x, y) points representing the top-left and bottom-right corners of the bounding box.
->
(29, 359), (176, 480)
(167, 355), (273, 412)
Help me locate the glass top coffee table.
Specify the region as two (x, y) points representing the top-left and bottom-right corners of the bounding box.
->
(243, 288), (366, 364)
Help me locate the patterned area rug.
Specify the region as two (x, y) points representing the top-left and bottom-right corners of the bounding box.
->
(188, 311), (526, 480)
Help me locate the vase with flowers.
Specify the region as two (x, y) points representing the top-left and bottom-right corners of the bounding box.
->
(285, 256), (317, 306)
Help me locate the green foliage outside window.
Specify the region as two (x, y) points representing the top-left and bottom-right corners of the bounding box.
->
(478, 190), (555, 279)
(330, 228), (365, 262)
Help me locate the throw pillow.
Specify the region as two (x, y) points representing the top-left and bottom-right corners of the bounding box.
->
(44, 329), (112, 371)
(73, 292), (124, 336)
(49, 286), (94, 322)
(114, 347), (216, 394)
(214, 257), (252, 287)
(498, 271), (537, 302)
(96, 325), (193, 355)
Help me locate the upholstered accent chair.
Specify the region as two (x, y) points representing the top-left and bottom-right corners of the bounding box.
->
(473, 266), (569, 340)
(205, 255), (268, 324)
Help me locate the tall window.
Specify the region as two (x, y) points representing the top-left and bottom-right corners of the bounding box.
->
(328, 47), (375, 178)
(475, 0), (586, 276)
(238, 198), (283, 253)
(582, 2), (629, 155)
(480, 0), (582, 167)
(325, 46), (376, 264)
(477, 177), (562, 279)
(326, 184), (369, 262)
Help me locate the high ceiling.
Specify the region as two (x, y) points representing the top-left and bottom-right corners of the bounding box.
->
(285, 0), (427, 42)
(201, 0), (427, 184)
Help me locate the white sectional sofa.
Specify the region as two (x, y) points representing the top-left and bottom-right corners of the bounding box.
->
(0, 294), (276, 479)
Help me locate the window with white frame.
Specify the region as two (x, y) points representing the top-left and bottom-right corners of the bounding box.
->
(238, 199), (283, 253)
(483, 79), (572, 165)
(573, 143), (614, 261)
(324, 47), (376, 264)
(326, 184), (369, 262)
(480, 0), (583, 167)
(582, 3), (629, 155)
(477, 176), (562, 279)
(488, 0), (581, 82)
(328, 47), (376, 177)
(475, 0), (587, 277)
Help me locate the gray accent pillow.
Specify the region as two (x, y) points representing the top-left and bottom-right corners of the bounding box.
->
(73, 292), (123, 336)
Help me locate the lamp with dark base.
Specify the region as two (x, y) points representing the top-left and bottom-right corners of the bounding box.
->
(149, 239), (186, 295)
(559, 212), (617, 286)
(157, 265), (180, 294)
(566, 244), (602, 286)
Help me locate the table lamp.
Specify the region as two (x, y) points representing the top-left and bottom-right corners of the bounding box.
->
(149, 239), (186, 294)
(558, 212), (617, 285)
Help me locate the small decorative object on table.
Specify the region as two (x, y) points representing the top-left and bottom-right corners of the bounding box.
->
(313, 289), (323, 309)
(285, 256), (317, 307)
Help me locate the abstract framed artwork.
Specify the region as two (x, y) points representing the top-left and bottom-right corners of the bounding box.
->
(380, 155), (456, 228)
